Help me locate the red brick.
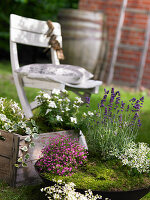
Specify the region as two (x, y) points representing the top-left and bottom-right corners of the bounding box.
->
(79, 0), (150, 88)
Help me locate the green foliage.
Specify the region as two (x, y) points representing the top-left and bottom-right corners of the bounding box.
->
(0, 61), (40, 103)
(78, 88), (144, 160)
(0, 94), (39, 167)
(0, 0), (79, 55)
(0, 61), (149, 199)
(0, 181), (46, 200)
(111, 141), (150, 174)
(35, 90), (82, 131)
(42, 156), (150, 192)
(0, 97), (24, 124)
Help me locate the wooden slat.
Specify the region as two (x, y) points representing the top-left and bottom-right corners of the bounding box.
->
(0, 156), (10, 183)
(10, 134), (20, 187)
(61, 29), (102, 39)
(0, 130), (14, 158)
(0, 130), (20, 186)
(122, 26), (145, 32)
(23, 76), (65, 90)
(59, 9), (103, 21)
(118, 43), (143, 51)
(10, 28), (62, 48)
(116, 62), (136, 69)
(10, 14), (61, 36)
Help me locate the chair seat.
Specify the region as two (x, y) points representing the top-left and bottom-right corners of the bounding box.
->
(10, 14), (103, 119)
(15, 63), (93, 85)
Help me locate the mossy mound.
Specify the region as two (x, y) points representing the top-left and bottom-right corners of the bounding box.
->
(42, 157), (150, 192)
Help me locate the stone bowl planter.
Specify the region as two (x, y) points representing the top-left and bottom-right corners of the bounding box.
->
(0, 129), (77, 187)
(36, 172), (150, 200)
(77, 187), (150, 200)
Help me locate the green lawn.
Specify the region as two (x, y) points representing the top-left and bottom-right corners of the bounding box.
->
(0, 61), (40, 102)
(0, 61), (149, 199)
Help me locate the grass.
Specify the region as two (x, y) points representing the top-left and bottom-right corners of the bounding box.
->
(42, 157), (150, 191)
(0, 60), (149, 199)
(0, 61), (39, 103)
(0, 181), (46, 200)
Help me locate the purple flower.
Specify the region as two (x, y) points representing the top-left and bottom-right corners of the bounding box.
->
(85, 97), (90, 107)
(133, 113), (139, 120)
(115, 91), (120, 96)
(129, 97), (136, 102)
(121, 101), (125, 109)
(115, 97), (121, 105)
(126, 105), (129, 111)
(137, 119), (142, 127)
(104, 88), (109, 94)
(140, 96), (144, 102)
(100, 102), (104, 107)
(119, 114), (122, 122)
(104, 107), (107, 116)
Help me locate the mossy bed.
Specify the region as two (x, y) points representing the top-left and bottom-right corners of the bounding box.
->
(41, 156), (150, 192)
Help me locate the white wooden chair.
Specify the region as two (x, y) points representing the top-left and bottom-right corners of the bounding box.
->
(10, 14), (102, 118)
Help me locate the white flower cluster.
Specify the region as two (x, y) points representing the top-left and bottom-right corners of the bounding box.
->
(82, 111), (94, 118)
(35, 89), (83, 126)
(41, 179), (102, 200)
(0, 97), (24, 119)
(112, 142), (150, 173)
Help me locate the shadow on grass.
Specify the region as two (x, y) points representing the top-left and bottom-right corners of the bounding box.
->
(0, 182), (47, 200)
(137, 111), (150, 146)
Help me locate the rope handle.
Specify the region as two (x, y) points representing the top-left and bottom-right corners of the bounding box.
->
(46, 20), (64, 60)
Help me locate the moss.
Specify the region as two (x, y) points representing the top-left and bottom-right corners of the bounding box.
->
(42, 157), (150, 192)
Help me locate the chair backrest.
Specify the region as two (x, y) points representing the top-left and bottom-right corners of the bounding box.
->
(10, 14), (62, 69)
(10, 14), (62, 48)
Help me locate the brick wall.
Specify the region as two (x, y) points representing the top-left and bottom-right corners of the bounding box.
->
(79, 0), (150, 88)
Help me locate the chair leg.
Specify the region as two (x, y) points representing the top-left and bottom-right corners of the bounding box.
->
(92, 85), (100, 94)
(65, 85), (100, 102)
(14, 73), (33, 119)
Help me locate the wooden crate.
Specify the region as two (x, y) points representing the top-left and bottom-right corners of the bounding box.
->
(0, 130), (76, 187)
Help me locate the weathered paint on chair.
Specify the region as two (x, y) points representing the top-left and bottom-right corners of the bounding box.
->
(10, 14), (64, 118)
(10, 14), (102, 118)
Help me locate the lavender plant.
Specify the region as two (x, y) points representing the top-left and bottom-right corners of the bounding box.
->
(35, 89), (83, 131)
(35, 135), (88, 176)
(80, 88), (144, 160)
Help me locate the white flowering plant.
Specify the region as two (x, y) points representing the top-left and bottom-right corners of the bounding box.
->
(35, 89), (83, 131)
(111, 141), (150, 174)
(0, 97), (39, 167)
(40, 179), (103, 200)
(0, 97), (24, 125)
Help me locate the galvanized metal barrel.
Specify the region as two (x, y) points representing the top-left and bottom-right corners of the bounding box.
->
(58, 9), (104, 74)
